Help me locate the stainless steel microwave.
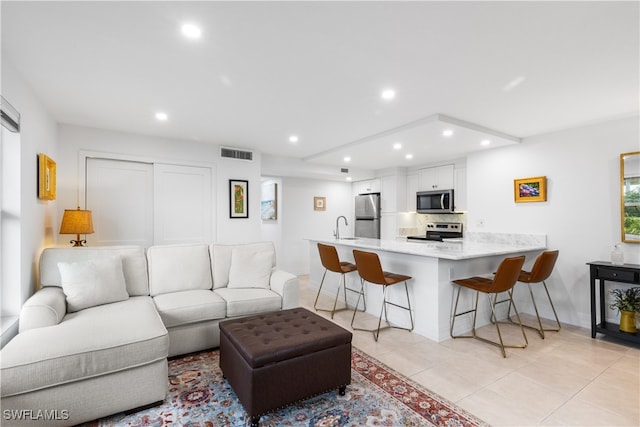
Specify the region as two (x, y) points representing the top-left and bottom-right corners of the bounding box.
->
(416, 189), (454, 213)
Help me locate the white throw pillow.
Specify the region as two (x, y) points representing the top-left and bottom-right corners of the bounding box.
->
(227, 249), (272, 289)
(58, 256), (129, 312)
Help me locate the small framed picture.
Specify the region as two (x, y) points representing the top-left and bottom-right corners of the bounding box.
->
(314, 196), (326, 211)
(229, 179), (249, 218)
(38, 153), (56, 200)
(261, 182), (277, 220)
(514, 176), (547, 203)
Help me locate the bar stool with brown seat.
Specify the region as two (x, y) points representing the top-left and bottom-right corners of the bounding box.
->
(314, 243), (365, 319)
(450, 255), (527, 358)
(351, 249), (414, 341)
(509, 250), (561, 339)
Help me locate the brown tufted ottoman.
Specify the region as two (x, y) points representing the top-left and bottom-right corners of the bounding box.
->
(219, 307), (352, 426)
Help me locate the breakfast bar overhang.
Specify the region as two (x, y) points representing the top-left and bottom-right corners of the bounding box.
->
(307, 234), (547, 342)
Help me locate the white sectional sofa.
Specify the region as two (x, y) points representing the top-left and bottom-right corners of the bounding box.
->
(0, 242), (299, 426)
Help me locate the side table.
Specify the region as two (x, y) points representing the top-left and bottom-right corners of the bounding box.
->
(587, 261), (640, 344)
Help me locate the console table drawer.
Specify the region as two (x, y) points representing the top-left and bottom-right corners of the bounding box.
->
(596, 267), (637, 282)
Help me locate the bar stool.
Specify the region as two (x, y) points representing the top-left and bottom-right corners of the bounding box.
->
(314, 243), (365, 319)
(509, 250), (560, 339)
(351, 249), (414, 341)
(450, 255), (527, 358)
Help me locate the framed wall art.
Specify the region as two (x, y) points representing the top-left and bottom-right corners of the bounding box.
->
(514, 176), (547, 203)
(260, 182), (277, 220)
(314, 196), (326, 211)
(38, 153), (56, 200)
(229, 179), (249, 218)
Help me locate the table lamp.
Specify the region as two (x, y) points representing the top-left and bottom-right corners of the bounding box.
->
(60, 207), (94, 246)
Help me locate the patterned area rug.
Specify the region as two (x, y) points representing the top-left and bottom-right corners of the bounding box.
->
(97, 347), (487, 426)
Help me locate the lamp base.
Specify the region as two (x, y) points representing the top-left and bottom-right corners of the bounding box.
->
(70, 234), (87, 247)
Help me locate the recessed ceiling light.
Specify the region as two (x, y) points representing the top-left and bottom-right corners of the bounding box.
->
(344, 156), (351, 162)
(405, 154), (413, 160)
(289, 135), (299, 143)
(481, 139), (491, 146)
(155, 112), (168, 121)
(442, 129), (454, 137)
(393, 142), (402, 150)
(181, 23), (202, 39)
(346, 177), (352, 181)
(381, 89), (396, 100)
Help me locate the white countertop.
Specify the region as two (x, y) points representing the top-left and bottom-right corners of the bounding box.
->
(308, 235), (546, 260)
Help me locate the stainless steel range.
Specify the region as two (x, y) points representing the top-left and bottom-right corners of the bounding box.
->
(407, 222), (463, 242)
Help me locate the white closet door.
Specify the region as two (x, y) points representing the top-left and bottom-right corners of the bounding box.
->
(153, 163), (212, 245)
(86, 158), (154, 247)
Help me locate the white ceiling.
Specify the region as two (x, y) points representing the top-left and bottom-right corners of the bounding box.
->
(2, 1), (638, 175)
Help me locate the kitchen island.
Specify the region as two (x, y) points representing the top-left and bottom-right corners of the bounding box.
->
(307, 233), (546, 342)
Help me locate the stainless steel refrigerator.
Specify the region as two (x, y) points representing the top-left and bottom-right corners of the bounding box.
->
(354, 193), (381, 239)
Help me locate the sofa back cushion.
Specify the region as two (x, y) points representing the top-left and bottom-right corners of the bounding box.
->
(40, 246), (149, 296)
(227, 249), (272, 289)
(147, 244), (212, 296)
(58, 256), (129, 312)
(210, 242), (276, 289)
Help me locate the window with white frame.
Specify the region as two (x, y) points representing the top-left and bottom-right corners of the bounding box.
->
(1, 96), (21, 346)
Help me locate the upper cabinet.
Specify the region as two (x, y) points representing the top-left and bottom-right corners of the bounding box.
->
(418, 164), (455, 190)
(381, 174), (406, 213)
(405, 174), (418, 212)
(352, 178), (380, 195)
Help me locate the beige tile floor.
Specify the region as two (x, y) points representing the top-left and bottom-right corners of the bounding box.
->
(299, 276), (640, 426)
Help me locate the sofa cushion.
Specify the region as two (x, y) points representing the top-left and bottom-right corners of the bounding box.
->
(153, 289), (226, 328)
(211, 242), (276, 289)
(227, 249), (272, 289)
(0, 297), (168, 398)
(58, 256), (129, 312)
(214, 288), (282, 317)
(147, 244), (212, 296)
(40, 246), (149, 296)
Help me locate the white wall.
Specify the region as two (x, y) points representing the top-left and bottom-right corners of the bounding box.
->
(215, 153), (263, 243)
(1, 59), (58, 308)
(279, 177), (354, 275)
(467, 115), (640, 328)
(260, 177), (284, 266)
(57, 124), (265, 245)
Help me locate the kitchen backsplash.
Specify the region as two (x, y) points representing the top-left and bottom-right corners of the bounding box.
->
(397, 212), (467, 236)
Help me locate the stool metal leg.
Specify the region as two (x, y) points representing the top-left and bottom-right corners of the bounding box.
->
(353, 280), (413, 342)
(507, 280), (561, 339)
(313, 269), (329, 312)
(451, 286), (527, 358)
(450, 287), (480, 339)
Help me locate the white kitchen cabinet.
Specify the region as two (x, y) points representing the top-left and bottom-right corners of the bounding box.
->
(418, 164), (454, 191)
(380, 174), (406, 213)
(405, 174), (418, 212)
(352, 178), (380, 195)
(454, 167), (467, 211)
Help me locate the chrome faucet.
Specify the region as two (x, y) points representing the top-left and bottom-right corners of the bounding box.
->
(334, 216), (348, 239)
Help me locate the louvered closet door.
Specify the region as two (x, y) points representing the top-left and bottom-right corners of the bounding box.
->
(153, 163), (212, 245)
(86, 158), (154, 247)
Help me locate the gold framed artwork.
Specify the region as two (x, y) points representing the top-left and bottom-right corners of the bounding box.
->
(514, 176), (546, 203)
(314, 196), (326, 211)
(229, 179), (249, 218)
(38, 153), (56, 200)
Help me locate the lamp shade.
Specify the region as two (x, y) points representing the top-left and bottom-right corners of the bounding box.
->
(60, 207), (94, 235)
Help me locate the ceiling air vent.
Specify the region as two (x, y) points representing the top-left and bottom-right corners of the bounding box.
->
(220, 147), (253, 161)
(341, 168), (349, 173)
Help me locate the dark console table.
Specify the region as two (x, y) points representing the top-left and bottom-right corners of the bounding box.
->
(588, 261), (640, 344)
